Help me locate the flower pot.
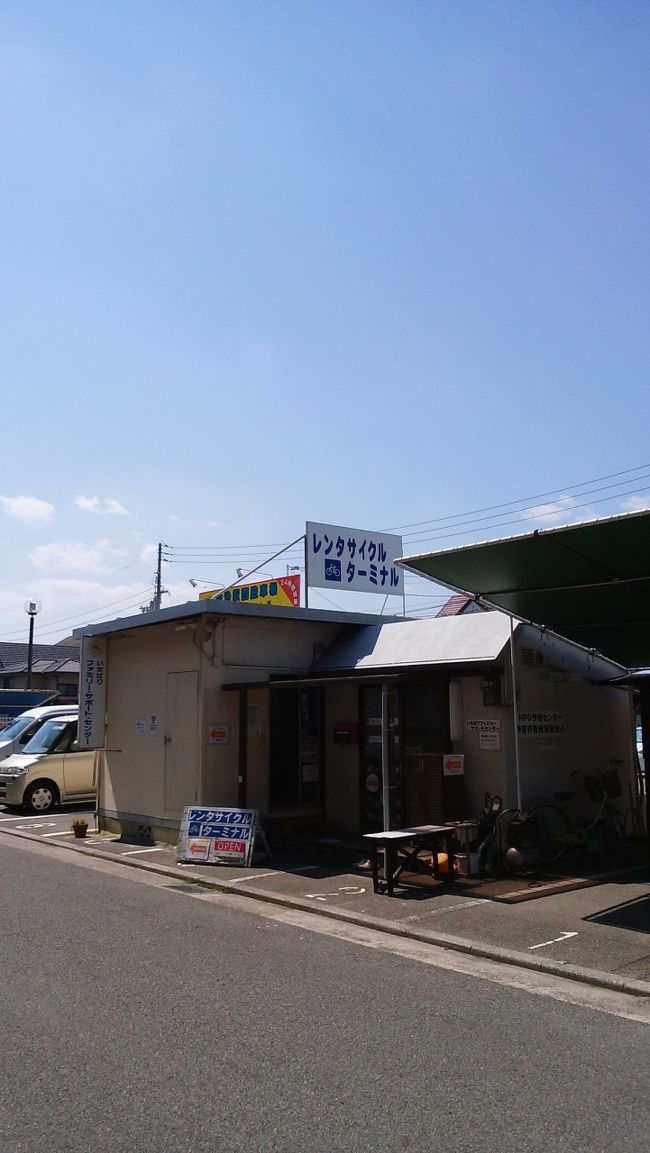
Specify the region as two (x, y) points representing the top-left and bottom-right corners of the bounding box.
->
(72, 825), (88, 839)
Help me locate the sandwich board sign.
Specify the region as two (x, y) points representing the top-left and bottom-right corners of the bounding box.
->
(177, 806), (268, 866)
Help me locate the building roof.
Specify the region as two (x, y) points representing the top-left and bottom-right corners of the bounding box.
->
(73, 599), (397, 638)
(435, 593), (491, 617)
(0, 658), (79, 676)
(0, 642), (80, 669)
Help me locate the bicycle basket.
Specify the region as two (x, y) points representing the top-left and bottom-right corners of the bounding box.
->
(584, 768), (622, 802)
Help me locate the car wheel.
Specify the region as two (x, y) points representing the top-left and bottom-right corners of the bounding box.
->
(23, 781), (59, 814)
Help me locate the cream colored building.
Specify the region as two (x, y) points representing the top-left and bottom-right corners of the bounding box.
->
(76, 601), (636, 845)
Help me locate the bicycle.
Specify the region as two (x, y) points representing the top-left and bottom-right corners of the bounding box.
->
(527, 764), (627, 864)
(481, 805), (540, 875)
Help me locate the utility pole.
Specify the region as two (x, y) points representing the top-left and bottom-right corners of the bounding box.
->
(141, 543), (169, 613)
(153, 542), (165, 611)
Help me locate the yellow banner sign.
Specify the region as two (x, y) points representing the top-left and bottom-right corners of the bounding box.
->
(199, 574), (300, 607)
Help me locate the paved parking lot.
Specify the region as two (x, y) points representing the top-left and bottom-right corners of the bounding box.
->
(2, 804), (650, 991)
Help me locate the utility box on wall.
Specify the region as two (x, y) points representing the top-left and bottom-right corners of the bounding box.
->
(480, 675), (502, 707)
(332, 722), (358, 745)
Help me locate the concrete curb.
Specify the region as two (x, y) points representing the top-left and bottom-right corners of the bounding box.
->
(8, 825), (650, 1000)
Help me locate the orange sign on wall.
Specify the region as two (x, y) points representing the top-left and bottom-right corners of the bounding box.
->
(199, 574), (300, 607)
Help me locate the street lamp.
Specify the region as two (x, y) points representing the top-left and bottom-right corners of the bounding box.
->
(237, 568), (273, 580)
(24, 599), (41, 690)
(188, 579), (225, 598)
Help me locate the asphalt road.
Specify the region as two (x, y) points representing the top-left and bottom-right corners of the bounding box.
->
(1, 837), (649, 1153)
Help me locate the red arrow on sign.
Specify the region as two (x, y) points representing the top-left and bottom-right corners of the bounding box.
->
(189, 842), (207, 855)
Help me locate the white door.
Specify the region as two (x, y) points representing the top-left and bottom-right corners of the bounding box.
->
(163, 671), (200, 819)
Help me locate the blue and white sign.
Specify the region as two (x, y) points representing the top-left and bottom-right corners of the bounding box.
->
(306, 521), (404, 596)
(177, 806), (260, 866)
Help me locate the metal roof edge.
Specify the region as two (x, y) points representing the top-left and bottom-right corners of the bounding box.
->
(397, 506), (650, 566)
(72, 600), (401, 638)
(222, 660), (503, 692)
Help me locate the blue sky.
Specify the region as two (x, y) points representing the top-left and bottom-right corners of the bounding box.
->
(1, 1), (649, 641)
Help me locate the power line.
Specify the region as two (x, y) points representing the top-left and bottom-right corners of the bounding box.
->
(386, 463), (650, 535)
(401, 482), (650, 551)
(164, 464), (650, 561)
(0, 588), (154, 643)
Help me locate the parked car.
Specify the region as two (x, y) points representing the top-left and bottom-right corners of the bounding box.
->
(0, 715), (97, 813)
(0, 704), (78, 763)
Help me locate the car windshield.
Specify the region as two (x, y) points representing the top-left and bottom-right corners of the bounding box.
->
(22, 718), (76, 755)
(0, 715), (36, 742)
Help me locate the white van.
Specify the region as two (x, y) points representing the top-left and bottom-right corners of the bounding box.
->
(0, 714), (97, 813)
(0, 704), (78, 763)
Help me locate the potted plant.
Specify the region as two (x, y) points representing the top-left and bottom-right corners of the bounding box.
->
(71, 817), (88, 839)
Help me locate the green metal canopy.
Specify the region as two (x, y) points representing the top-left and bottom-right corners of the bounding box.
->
(399, 508), (650, 670)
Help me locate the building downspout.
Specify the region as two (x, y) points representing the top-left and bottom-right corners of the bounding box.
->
(381, 683), (391, 831)
(238, 689), (248, 808)
(509, 616), (523, 810)
(639, 682), (650, 852)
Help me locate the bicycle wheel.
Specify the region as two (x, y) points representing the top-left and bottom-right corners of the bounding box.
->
(483, 808), (519, 875)
(623, 803), (646, 841)
(528, 804), (569, 862)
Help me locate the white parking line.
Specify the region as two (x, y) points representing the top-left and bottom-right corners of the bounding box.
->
(0, 814), (38, 823)
(529, 931), (578, 950)
(119, 847), (165, 856)
(232, 871), (281, 882)
(231, 865), (322, 883)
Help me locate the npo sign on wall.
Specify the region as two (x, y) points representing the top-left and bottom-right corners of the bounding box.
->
(79, 636), (107, 749)
(306, 521), (404, 596)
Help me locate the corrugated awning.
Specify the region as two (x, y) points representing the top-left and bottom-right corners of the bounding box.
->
(309, 613), (512, 673)
(221, 612), (512, 691)
(398, 508), (650, 669)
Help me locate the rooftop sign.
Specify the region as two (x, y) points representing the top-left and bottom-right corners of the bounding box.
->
(306, 521), (404, 596)
(199, 574), (300, 607)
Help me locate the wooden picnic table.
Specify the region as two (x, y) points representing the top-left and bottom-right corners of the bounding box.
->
(363, 824), (457, 896)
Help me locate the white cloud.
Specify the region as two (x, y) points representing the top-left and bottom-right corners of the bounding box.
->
(104, 498), (128, 516)
(527, 498), (578, 525)
(140, 543), (158, 564)
(75, 495), (128, 516)
(620, 495), (650, 513)
(28, 539), (128, 575)
(0, 494), (55, 524)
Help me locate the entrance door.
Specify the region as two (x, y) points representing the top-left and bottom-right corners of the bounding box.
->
(402, 680), (448, 826)
(359, 685), (403, 832)
(163, 671), (200, 819)
(359, 680), (454, 831)
(269, 687), (323, 808)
